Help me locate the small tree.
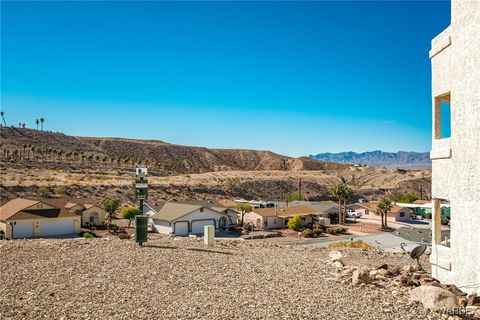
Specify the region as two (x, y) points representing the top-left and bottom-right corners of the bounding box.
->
(287, 215), (304, 231)
(121, 207), (141, 228)
(102, 198), (121, 223)
(236, 203), (253, 226)
(285, 192), (303, 204)
(37, 186), (50, 197)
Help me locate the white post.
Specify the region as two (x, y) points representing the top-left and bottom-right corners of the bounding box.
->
(204, 225), (215, 247)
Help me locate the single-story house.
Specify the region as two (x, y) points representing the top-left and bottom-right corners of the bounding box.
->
(149, 202), (234, 236)
(273, 200), (338, 216)
(0, 199), (80, 239)
(243, 205), (327, 229)
(347, 202), (412, 222)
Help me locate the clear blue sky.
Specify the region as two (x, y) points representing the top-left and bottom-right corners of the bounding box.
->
(1, 1), (450, 157)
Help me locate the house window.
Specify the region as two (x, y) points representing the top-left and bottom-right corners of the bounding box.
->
(365, 209), (369, 215)
(200, 208), (204, 212)
(263, 218), (268, 227)
(434, 93), (451, 139)
(399, 212), (405, 217)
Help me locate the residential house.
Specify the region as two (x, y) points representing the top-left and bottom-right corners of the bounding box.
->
(347, 202), (411, 223)
(243, 205), (326, 229)
(429, 0), (480, 294)
(149, 201), (234, 236)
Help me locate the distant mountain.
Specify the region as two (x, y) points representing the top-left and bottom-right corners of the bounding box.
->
(309, 151), (431, 169)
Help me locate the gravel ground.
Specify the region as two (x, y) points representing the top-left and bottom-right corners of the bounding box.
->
(0, 237), (450, 320)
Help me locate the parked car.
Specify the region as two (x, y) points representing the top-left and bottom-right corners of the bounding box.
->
(346, 209), (362, 218)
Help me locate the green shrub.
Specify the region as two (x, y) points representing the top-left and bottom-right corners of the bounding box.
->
(303, 228), (314, 238)
(83, 232), (94, 239)
(441, 216), (450, 225)
(425, 212), (432, 219)
(54, 186), (66, 196)
(287, 216), (304, 231)
(37, 186), (50, 197)
(313, 228), (323, 237)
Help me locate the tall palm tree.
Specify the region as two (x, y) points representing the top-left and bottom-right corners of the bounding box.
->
(331, 184), (346, 224)
(377, 198), (393, 228)
(40, 118), (45, 130)
(0, 111), (6, 126)
(36, 119), (39, 130)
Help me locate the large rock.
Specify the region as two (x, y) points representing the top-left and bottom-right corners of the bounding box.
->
(352, 268), (372, 285)
(328, 251), (344, 264)
(410, 286), (461, 312)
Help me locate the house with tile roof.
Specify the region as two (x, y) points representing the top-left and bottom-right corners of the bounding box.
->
(147, 201), (235, 236)
(346, 202), (411, 223)
(0, 198), (106, 239)
(243, 205), (328, 229)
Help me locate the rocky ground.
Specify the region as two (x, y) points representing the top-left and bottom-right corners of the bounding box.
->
(0, 237), (469, 320)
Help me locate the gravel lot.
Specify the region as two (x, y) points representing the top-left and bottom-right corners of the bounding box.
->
(0, 237), (449, 320)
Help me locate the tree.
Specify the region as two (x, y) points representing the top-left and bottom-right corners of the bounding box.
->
(388, 192), (418, 204)
(0, 111), (6, 126)
(287, 215), (303, 231)
(342, 186), (353, 222)
(331, 184), (346, 224)
(102, 198), (121, 223)
(376, 198), (393, 228)
(121, 207), (141, 227)
(40, 118), (45, 130)
(236, 203), (253, 226)
(36, 119), (39, 130)
(285, 192), (303, 204)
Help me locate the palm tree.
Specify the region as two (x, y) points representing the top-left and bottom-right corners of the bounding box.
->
(343, 186), (353, 221)
(40, 118), (45, 130)
(377, 198), (393, 228)
(36, 119), (39, 130)
(331, 184), (347, 224)
(0, 111), (6, 126)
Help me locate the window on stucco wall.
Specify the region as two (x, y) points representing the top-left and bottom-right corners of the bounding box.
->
(434, 93), (451, 139)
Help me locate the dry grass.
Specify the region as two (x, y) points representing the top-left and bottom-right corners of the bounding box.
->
(329, 240), (374, 250)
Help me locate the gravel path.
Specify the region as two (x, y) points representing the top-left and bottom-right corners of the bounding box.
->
(0, 237), (448, 320)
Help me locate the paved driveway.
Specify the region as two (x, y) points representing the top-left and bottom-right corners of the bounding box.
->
(302, 232), (426, 252)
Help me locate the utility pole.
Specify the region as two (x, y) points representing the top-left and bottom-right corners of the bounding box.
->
(298, 177), (302, 198)
(134, 166), (148, 246)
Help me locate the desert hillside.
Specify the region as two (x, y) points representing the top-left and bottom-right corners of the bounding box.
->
(0, 126), (431, 203)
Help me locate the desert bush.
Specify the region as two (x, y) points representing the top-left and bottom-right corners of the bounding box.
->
(54, 186), (66, 196)
(37, 186), (50, 197)
(121, 207), (141, 227)
(326, 226), (348, 235)
(287, 216), (304, 231)
(313, 226), (324, 237)
(285, 192), (303, 202)
(303, 228), (314, 238)
(225, 177), (240, 190)
(329, 240), (373, 250)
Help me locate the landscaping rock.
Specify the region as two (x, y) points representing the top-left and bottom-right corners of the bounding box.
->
(352, 268), (372, 285)
(328, 250), (344, 264)
(333, 261), (344, 268)
(410, 286), (461, 312)
(376, 264), (388, 270)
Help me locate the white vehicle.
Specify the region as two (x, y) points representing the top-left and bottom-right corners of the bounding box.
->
(346, 209), (362, 219)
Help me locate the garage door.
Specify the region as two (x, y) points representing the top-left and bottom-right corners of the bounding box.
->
(13, 222), (34, 239)
(191, 219), (215, 235)
(39, 220), (75, 237)
(173, 221), (189, 236)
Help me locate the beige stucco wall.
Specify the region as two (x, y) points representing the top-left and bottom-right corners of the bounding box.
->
(0, 217), (81, 238)
(430, 0), (480, 294)
(81, 206), (107, 227)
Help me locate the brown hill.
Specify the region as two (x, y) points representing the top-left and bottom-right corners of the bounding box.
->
(0, 126), (347, 174)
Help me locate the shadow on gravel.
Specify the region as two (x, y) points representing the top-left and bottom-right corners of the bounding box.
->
(144, 245), (178, 250)
(187, 248), (234, 255)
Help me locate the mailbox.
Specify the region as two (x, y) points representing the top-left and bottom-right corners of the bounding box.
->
(135, 215), (148, 245)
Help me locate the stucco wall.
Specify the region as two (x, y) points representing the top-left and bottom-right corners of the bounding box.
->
(81, 207), (107, 227)
(430, 0), (480, 294)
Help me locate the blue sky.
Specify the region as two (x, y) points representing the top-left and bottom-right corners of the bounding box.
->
(1, 1), (450, 157)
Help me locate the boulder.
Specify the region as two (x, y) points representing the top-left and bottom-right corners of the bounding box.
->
(376, 264), (388, 270)
(402, 264), (420, 273)
(377, 268), (392, 277)
(328, 251), (344, 264)
(352, 268), (372, 285)
(333, 261), (344, 269)
(410, 286), (460, 312)
(396, 275), (415, 287)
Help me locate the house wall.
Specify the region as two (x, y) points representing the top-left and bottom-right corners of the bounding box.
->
(152, 219), (172, 234)
(178, 208), (225, 229)
(395, 208), (411, 222)
(81, 207), (107, 227)
(430, 0), (480, 294)
(1, 217), (81, 238)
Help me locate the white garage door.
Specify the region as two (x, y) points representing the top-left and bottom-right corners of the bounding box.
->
(40, 220), (75, 237)
(191, 220), (215, 235)
(13, 222), (34, 239)
(173, 221), (189, 236)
